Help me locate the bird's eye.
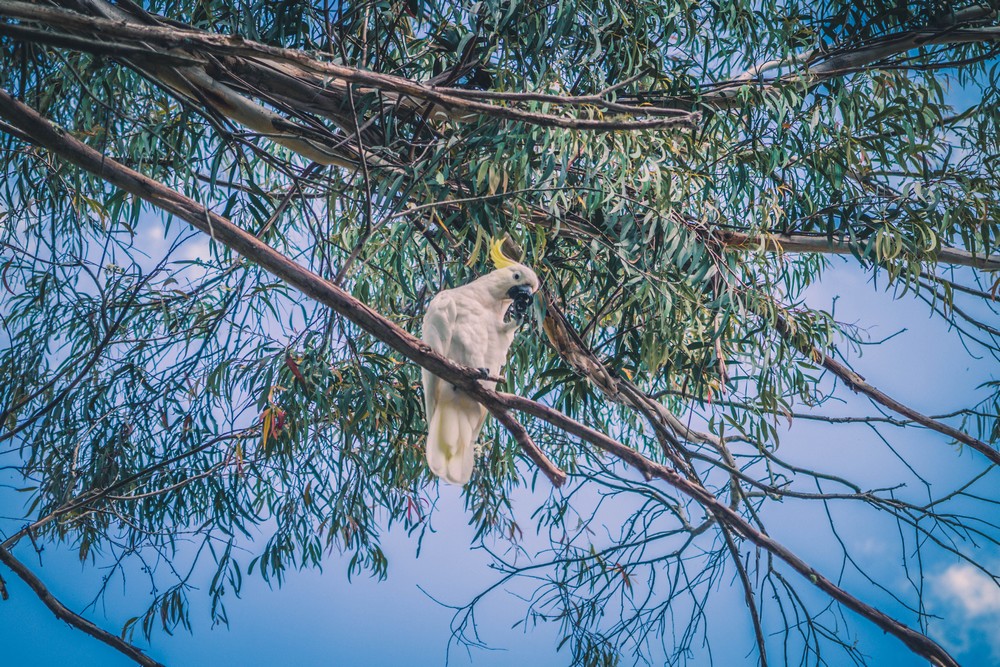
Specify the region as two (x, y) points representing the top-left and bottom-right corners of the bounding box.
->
(513, 273), (521, 280)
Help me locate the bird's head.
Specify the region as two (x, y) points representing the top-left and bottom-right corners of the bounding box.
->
(489, 240), (539, 322)
(493, 263), (540, 298)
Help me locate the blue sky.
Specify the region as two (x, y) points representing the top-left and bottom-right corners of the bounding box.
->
(2, 256), (997, 666)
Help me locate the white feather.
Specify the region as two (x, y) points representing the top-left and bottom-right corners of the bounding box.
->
(420, 264), (538, 485)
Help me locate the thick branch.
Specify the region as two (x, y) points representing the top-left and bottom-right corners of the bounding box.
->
(0, 0), (698, 132)
(5, 1), (992, 271)
(0, 85), (565, 489)
(716, 229), (1000, 271)
(495, 391), (959, 667)
(0, 545), (166, 667)
(0, 84), (959, 667)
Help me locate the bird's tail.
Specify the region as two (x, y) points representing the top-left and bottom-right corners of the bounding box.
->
(426, 391), (483, 485)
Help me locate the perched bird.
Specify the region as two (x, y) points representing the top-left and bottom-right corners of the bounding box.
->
(421, 241), (539, 485)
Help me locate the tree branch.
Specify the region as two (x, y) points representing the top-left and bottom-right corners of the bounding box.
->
(0, 86), (567, 488)
(721, 526), (768, 667)
(494, 390), (959, 667)
(488, 406), (567, 487)
(0, 432), (248, 552)
(642, 6), (1000, 108)
(771, 312), (999, 466)
(0, 84), (960, 667)
(0, 545), (166, 667)
(715, 229), (1000, 271)
(0, 0), (699, 132)
(5, 0), (992, 271)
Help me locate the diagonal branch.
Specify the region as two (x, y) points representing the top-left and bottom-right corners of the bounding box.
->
(721, 525), (768, 667)
(488, 406), (567, 486)
(495, 391), (959, 667)
(0, 84), (960, 667)
(0, 545), (166, 667)
(771, 312), (999, 466)
(0, 87), (566, 488)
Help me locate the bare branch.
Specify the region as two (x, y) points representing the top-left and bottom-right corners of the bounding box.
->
(0, 545), (166, 667)
(771, 312), (999, 466)
(721, 526), (768, 667)
(496, 391), (959, 667)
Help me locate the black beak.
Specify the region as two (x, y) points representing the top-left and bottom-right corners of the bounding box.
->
(505, 285), (534, 324)
(506, 284), (533, 301)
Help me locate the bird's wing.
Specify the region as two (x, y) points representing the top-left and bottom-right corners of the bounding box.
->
(421, 294), (457, 421)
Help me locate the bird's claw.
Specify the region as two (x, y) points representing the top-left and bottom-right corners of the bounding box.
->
(476, 368), (505, 384)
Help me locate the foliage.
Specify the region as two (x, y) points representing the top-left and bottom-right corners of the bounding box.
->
(1, 1), (999, 665)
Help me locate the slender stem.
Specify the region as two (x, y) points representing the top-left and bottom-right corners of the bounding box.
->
(721, 526), (768, 667)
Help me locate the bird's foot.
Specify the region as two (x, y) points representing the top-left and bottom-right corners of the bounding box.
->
(475, 368), (504, 384)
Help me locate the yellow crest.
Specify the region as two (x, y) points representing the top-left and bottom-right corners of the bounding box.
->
(489, 239), (518, 269)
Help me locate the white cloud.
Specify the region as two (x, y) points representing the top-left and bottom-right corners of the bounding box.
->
(852, 537), (890, 557)
(139, 221), (167, 246)
(178, 236), (212, 263)
(931, 562), (1000, 662)
(934, 563), (1000, 617)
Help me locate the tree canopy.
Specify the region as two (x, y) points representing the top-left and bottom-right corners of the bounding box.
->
(1, 1), (999, 665)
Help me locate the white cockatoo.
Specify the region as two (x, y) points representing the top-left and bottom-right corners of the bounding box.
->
(421, 240), (540, 485)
